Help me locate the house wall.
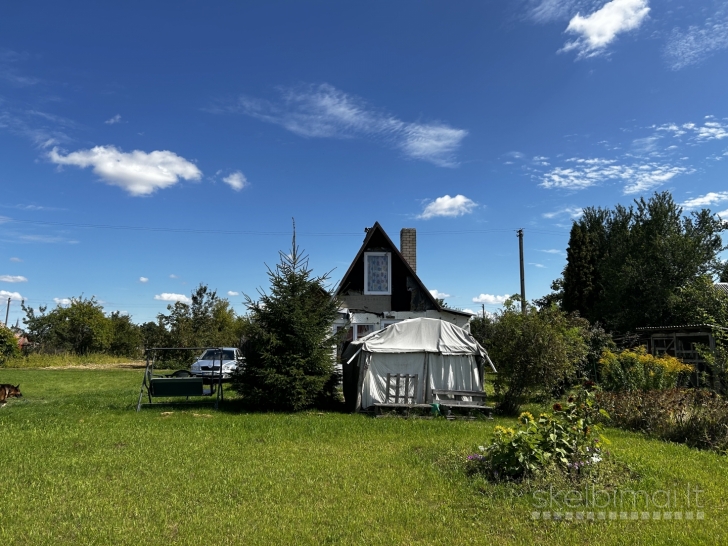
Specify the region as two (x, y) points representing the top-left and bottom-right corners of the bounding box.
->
(334, 310), (471, 339)
(340, 295), (392, 314)
(339, 229), (436, 313)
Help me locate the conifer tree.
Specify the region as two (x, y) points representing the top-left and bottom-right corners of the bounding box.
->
(232, 226), (342, 411)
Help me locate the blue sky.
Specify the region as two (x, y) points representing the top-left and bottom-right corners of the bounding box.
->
(2, 0), (728, 325)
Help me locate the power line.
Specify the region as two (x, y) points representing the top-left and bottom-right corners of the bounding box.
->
(4, 218), (569, 237)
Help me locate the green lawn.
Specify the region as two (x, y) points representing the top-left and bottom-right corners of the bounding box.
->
(0, 368), (726, 545)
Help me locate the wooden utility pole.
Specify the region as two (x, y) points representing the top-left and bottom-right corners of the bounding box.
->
(4, 297), (10, 326)
(517, 229), (526, 314)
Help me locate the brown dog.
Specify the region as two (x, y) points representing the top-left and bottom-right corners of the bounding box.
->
(0, 384), (22, 404)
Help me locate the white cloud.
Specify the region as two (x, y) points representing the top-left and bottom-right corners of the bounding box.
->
(418, 194), (477, 220)
(227, 291), (239, 296)
(657, 119), (728, 142)
(398, 123), (467, 167)
(560, 0), (650, 59)
(717, 208), (728, 219)
(18, 234), (78, 244)
(542, 207), (583, 219)
(105, 114), (122, 125)
(0, 109), (72, 148)
(429, 289), (451, 300)
(682, 191), (728, 209)
(665, 9), (728, 70)
(223, 171), (248, 191)
(0, 290), (23, 300)
(154, 293), (191, 303)
(139, 277), (149, 283)
(695, 121), (728, 141)
(621, 164), (692, 194)
(539, 249), (564, 254)
(528, 0), (601, 23)
(9, 257), (22, 262)
(0, 275), (27, 283)
(48, 145), (202, 196)
(232, 84), (467, 167)
(472, 293), (510, 305)
(169, 274), (178, 279)
(462, 308), (478, 316)
(530, 263), (547, 268)
(53, 297), (71, 305)
(540, 158), (691, 193)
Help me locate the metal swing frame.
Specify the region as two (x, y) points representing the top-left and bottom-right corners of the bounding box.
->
(136, 347), (226, 411)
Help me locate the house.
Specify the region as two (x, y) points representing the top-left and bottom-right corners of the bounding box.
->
(333, 222), (472, 343)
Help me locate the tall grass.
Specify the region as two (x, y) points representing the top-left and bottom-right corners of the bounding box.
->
(0, 368), (726, 545)
(2, 352), (141, 368)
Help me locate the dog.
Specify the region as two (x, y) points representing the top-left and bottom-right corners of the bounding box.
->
(0, 384), (22, 404)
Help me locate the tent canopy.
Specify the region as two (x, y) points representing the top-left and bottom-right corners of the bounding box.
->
(342, 317), (495, 367)
(341, 318), (496, 411)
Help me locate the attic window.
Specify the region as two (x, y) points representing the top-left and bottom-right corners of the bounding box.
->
(364, 252), (391, 295)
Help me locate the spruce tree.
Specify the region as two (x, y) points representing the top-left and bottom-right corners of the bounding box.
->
(232, 227), (342, 411)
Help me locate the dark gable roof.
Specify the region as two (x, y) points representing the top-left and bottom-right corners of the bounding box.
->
(336, 222), (471, 317)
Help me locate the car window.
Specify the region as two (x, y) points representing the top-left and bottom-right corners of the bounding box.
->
(199, 349), (236, 360)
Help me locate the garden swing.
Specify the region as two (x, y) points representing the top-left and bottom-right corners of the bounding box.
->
(136, 347), (225, 411)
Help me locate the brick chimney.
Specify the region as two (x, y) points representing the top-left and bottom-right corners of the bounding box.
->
(400, 228), (416, 272)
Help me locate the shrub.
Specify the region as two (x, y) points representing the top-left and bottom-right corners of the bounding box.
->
(470, 300), (589, 414)
(0, 325), (20, 365)
(467, 386), (609, 481)
(599, 347), (693, 392)
(597, 389), (728, 453)
(697, 343), (728, 395)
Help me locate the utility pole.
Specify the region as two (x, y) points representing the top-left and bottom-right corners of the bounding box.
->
(517, 229), (526, 314)
(4, 297), (10, 327)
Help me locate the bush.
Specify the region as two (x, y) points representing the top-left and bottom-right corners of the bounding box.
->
(697, 343), (728, 395)
(597, 389), (728, 453)
(470, 300), (589, 414)
(599, 347), (693, 391)
(467, 386), (609, 481)
(0, 325), (20, 364)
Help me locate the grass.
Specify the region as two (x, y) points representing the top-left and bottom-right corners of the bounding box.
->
(1, 368), (726, 545)
(2, 352), (142, 368)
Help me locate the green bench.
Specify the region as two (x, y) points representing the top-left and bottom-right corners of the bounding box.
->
(137, 370), (221, 411)
(149, 377), (208, 398)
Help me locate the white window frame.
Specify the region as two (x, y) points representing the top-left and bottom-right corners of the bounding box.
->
(380, 320), (402, 330)
(363, 252), (392, 295)
(353, 324), (376, 341)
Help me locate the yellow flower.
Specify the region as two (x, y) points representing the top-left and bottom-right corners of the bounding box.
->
(493, 425), (516, 436)
(519, 411), (535, 424)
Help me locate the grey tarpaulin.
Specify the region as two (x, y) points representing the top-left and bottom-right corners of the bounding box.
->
(341, 317), (497, 411)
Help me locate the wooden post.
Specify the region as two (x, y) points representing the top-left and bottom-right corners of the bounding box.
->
(517, 229), (526, 314)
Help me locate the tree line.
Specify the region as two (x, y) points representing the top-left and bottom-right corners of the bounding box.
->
(20, 285), (247, 359)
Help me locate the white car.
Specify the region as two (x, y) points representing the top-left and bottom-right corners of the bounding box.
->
(190, 347), (243, 379)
